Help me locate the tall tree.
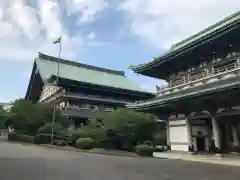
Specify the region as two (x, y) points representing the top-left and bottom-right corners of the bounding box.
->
(8, 99), (69, 135)
(93, 108), (158, 150)
(0, 105), (7, 129)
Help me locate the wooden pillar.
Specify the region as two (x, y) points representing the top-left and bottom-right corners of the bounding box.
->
(232, 124), (240, 152)
(166, 121), (170, 146)
(211, 114), (221, 154)
(186, 116), (193, 152)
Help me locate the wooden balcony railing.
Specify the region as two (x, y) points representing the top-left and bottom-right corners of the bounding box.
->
(157, 58), (240, 95)
(64, 92), (129, 104)
(63, 105), (115, 112)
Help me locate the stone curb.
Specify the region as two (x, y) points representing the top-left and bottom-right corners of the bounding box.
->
(6, 140), (154, 159)
(39, 144), (154, 159)
(153, 152), (240, 167)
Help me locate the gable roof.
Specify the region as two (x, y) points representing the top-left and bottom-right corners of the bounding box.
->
(35, 53), (152, 93)
(131, 10), (240, 73)
(169, 10), (240, 52)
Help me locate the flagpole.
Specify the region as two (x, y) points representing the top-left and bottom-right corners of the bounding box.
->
(51, 37), (62, 145)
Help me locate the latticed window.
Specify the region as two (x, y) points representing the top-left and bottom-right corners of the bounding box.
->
(39, 85), (59, 101)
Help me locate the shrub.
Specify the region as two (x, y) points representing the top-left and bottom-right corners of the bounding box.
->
(135, 144), (154, 156)
(144, 140), (153, 146)
(154, 146), (165, 152)
(8, 132), (34, 143)
(153, 136), (167, 146)
(54, 140), (66, 146)
(71, 129), (88, 144)
(34, 134), (52, 144)
(76, 137), (95, 150)
(38, 123), (64, 134)
(19, 134), (34, 143)
(34, 133), (68, 144)
(70, 128), (106, 146)
(8, 132), (18, 141)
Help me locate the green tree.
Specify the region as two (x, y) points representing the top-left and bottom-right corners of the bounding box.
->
(38, 122), (65, 134)
(0, 105), (7, 129)
(8, 99), (69, 135)
(90, 108), (158, 150)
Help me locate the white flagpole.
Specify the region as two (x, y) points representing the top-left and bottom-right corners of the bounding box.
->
(51, 36), (62, 145)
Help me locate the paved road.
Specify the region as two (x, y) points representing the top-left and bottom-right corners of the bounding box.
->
(0, 139), (239, 180)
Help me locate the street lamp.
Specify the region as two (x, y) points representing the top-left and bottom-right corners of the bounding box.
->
(51, 36), (62, 145)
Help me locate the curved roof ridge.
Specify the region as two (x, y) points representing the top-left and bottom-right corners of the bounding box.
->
(172, 10), (240, 51)
(130, 10), (240, 73)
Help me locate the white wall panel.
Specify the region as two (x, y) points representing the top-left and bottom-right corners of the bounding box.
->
(169, 126), (188, 143)
(169, 120), (186, 126)
(171, 144), (188, 151)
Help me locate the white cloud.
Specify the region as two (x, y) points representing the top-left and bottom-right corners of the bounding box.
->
(66, 0), (108, 24)
(0, 0), (108, 101)
(0, 7), (3, 19)
(119, 0), (240, 49)
(38, 0), (63, 40)
(87, 32), (96, 40)
(0, 0), (108, 62)
(0, 0), (79, 62)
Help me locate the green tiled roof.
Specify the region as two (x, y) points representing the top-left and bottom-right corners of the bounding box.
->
(36, 53), (151, 93)
(131, 10), (240, 72)
(127, 75), (240, 110)
(169, 11), (240, 52)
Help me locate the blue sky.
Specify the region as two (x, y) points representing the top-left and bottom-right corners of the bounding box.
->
(0, 0), (239, 102)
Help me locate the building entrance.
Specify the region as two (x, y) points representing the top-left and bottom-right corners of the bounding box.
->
(196, 137), (205, 152)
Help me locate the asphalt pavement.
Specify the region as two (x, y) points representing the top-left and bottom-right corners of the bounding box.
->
(0, 138), (239, 180)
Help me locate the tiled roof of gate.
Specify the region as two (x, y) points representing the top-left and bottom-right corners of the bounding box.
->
(131, 10), (240, 71)
(36, 53), (152, 93)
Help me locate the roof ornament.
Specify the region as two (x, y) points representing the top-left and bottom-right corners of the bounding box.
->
(156, 85), (161, 92)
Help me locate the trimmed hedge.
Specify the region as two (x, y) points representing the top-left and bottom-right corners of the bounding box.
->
(53, 140), (67, 146)
(135, 144), (154, 156)
(8, 132), (34, 143)
(34, 133), (69, 144)
(76, 137), (95, 150)
(34, 134), (51, 144)
(71, 128), (106, 146)
(154, 136), (167, 146)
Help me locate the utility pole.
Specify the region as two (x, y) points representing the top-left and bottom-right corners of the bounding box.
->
(51, 36), (62, 145)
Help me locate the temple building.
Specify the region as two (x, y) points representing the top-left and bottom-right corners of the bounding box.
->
(25, 53), (154, 128)
(127, 11), (240, 154)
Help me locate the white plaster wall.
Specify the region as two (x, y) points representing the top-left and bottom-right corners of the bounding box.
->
(169, 126), (188, 143)
(169, 120), (186, 126)
(169, 118), (189, 152)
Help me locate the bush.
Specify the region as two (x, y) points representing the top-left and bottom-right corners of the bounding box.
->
(8, 132), (34, 143)
(154, 146), (165, 152)
(54, 140), (67, 146)
(70, 128), (106, 146)
(8, 132), (18, 141)
(153, 136), (167, 146)
(34, 133), (69, 144)
(135, 144), (154, 156)
(76, 137), (95, 150)
(38, 123), (64, 134)
(71, 129), (88, 144)
(34, 134), (52, 144)
(19, 134), (34, 143)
